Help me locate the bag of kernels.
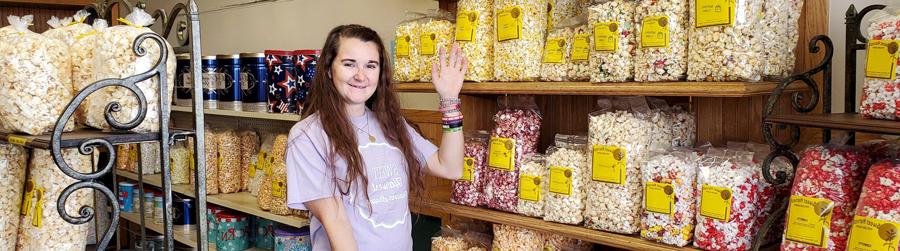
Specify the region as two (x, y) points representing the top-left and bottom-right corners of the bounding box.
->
(452, 130), (490, 207)
(418, 10), (455, 82)
(516, 153), (547, 218)
(589, 0), (636, 82)
(584, 96), (654, 234)
(860, 9), (900, 121)
(640, 147), (699, 247)
(543, 134), (589, 225)
(845, 158), (900, 251)
(687, 0), (765, 82)
(455, 0), (495, 82)
(484, 95), (542, 213)
(781, 144), (869, 251)
(88, 8), (176, 132)
(0, 15), (74, 135)
(493, 0), (548, 81)
(392, 12), (425, 83)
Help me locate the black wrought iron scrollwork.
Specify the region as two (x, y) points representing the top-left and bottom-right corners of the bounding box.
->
(84, 0), (192, 49)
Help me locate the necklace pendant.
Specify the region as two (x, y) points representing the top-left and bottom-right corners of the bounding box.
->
(368, 134), (376, 143)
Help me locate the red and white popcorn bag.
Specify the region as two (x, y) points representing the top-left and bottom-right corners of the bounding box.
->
(693, 148), (760, 251)
(452, 130), (490, 207)
(861, 9), (900, 120)
(846, 159), (900, 251)
(781, 144), (870, 251)
(484, 95), (542, 213)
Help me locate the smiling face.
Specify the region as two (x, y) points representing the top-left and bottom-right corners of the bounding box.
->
(331, 37), (381, 112)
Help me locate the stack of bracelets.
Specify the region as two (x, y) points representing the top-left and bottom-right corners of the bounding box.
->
(441, 97), (463, 132)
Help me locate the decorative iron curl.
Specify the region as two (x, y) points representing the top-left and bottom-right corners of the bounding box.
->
(848, 4), (887, 46)
(56, 181), (119, 251)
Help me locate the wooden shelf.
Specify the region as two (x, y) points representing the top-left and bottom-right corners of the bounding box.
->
(116, 170), (310, 229)
(0, 128), (193, 149)
(120, 211), (201, 249)
(0, 0), (93, 7)
(172, 106), (301, 122)
(766, 113), (900, 135)
(396, 81), (803, 97)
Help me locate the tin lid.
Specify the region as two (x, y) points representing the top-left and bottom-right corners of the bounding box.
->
(215, 211), (245, 220)
(216, 54), (239, 59)
(274, 226), (310, 237)
(175, 198), (192, 203)
(264, 50), (294, 56)
(294, 49), (321, 55)
(240, 52), (265, 58)
(201, 56), (217, 60)
(153, 197), (163, 201)
(176, 53), (190, 60)
(119, 182), (135, 187)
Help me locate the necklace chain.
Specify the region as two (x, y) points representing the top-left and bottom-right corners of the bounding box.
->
(354, 110), (376, 143)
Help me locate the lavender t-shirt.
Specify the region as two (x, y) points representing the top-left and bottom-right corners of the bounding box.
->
(285, 109), (438, 251)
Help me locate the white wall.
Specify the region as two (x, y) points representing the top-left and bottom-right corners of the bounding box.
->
(145, 0), (441, 110)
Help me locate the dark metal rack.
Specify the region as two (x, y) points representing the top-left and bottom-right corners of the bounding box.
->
(0, 1), (207, 250)
(752, 3), (897, 251)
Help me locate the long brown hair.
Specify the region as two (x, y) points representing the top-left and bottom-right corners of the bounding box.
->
(301, 24), (424, 206)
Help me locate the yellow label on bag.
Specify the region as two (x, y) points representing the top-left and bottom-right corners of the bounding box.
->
(700, 185), (733, 221)
(572, 33), (591, 61)
(497, 6), (523, 41)
(460, 157), (475, 181)
(786, 195), (833, 248)
(396, 35), (411, 57)
(21, 179), (35, 216)
(272, 178), (286, 198)
(592, 145), (626, 184)
(489, 137), (515, 171)
(419, 33), (437, 56)
(249, 163), (257, 178)
(865, 40), (900, 80)
(7, 136), (28, 146)
(266, 156), (275, 176)
(847, 216), (900, 251)
(455, 11), (478, 41)
(549, 166), (573, 195)
(641, 16), (670, 48)
(594, 22), (619, 52)
(542, 38), (565, 63)
(519, 174), (542, 202)
(33, 187), (45, 228)
(695, 0), (736, 27)
(645, 182), (674, 215)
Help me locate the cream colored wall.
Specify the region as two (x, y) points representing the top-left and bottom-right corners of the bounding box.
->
(146, 0), (440, 110)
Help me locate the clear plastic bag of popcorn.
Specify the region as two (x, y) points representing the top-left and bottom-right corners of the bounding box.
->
(43, 10), (93, 45)
(250, 133), (277, 197)
(549, 0), (580, 33)
(634, 0), (688, 82)
(17, 149), (93, 251)
(640, 147), (699, 247)
(584, 96), (654, 234)
(217, 129), (242, 194)
(760, 0), (804, 79)
(860, 138), (900, 161)
(687, 0), (764, 82)
(240, 130), (260, 192)
(516, 153), (547, 218)
(171, 139), (193, 185)
(431, 224), (492, 251)
(205, 127), (220, 195)
(543, 234), (593, 251)
(392, 12), (425, 83)
(115, 144), (138, 173)
(455, 0), (494, 82)
(268, 161), (291, 215)
(72, 19), (108, 124)
(0, 15), (74, 135)
(568, 23), (592, 81)
(693, 148), (760, 251)
(670, 104), (696, 147)
(485, 95), (542, 213)
(781, 144), (870, 251)
(860, 9), (900, 121)
(543, 134), (588, 225)
(452, 130), (490, 207)
(259, 134), (289, 213)
(739, 142), (794, 245)
(589, 0), (637, 82)
(492, 224), (544, 250)
(541, 15), (589, 82)
(139, 142), (161, 174)
(493, 0), (548, 81)
(647, 97), (675, 149)
(418, 10), (456, 82)
(88, 8), (176, 132)
(0, 144), (27, 251)
(847, 158), (900, 251)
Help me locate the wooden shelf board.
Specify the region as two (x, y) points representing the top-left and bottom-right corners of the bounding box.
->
(116, 170), (309, 229)
(172, 106), (301, 122)
(0, 0), (93, 7)
(0, 128), (193, 149)
(766, 113), (900, 135)
(120, 211), (200, 248)
(396, 81), (802, 97)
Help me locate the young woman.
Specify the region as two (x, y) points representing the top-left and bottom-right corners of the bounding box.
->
(286, 24), (468, 251)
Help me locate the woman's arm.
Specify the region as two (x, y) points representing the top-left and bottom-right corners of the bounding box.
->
(305, 197), (358, 251)
(424, 44), (467, 180)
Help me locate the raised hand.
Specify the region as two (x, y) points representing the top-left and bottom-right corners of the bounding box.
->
(431, 43), (467, 99)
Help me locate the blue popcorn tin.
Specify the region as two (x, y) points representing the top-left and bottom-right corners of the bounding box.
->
(240, 53), (268, 112)
(202, 56), (219, 109)
(118, 182), (136, 212)
(264, 50), (298, 114)
(173, 198), (195, 226)
(217, 54), (242, 111)
(175, 54), (192, 106)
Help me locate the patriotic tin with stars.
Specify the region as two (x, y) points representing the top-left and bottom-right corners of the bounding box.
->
(293, 49), (320, 111)
(253, 217), (276, 249)
(240, 53), (268, 112)
(216, 212), (250, 251)
(175, 53), (192, 107)
(202, 56), (219, 109)
(217, 54), (243, 111)
(274, 226), (311, 251)
(264, 50), (299, 113)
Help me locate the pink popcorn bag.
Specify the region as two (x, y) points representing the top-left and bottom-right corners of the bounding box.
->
(484, 95), (542, 213)
(451, 130), (490, 207)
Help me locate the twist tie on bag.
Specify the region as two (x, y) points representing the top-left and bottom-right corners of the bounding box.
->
(61, 17), (75, 27)
(9, 15), (34, 34)
(72, 9), (90, 24)
(118, 8), (155, 28)
(47, 16), (63, 29)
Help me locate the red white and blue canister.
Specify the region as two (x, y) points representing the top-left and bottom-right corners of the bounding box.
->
(264, 50), (298, 114)
(293, 49), (320, 112)
(117, 182), (136, 212)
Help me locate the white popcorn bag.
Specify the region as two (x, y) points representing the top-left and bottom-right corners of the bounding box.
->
(860, 8), (900, 121)
(217, 129), (242, 194)
(418, 10), (455, 82)
(640, 147), (699, 247)
(0, 144), (27, 251)
(540, 15), (590, 82)
(88, 8), (176, 132)
(516, 153), (546, 218)
(455, 0), (495, 82)
(493, 0), (548, 81)
(139, 141), (161, 174)
(647, 97), (675, 149)
(43, 10), (94, 45)
(170, 139), (193, 185)
(670, 104), (696, 147)
(239, 130), (260, 192)
(492, 224), (544, 250)
(761, 0), (805, 79)
(73, 19), (108, 124)
(392, 12), (425, 83)
(0, 15), (75, 135)
(634, 0), (689, 82)
(687, 0), (765, 82)
(589, 0), (637, 83)
(543, 134), (589, 225)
